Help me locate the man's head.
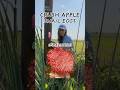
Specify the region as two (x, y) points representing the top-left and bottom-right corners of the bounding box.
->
(58, 25), (67, 37)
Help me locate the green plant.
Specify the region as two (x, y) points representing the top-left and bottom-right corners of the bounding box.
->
(35, 27), (85, 90)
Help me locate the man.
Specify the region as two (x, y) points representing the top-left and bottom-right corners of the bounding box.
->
(58, 24), (72, 43)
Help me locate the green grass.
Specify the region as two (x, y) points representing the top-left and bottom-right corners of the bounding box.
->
(91, 34), (120, 66)
(91, 34), (120, 90)
(1, 31), (22, 90)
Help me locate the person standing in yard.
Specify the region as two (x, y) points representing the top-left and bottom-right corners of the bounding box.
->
(57, 24), (74, 50)
(58, 24), (72, 43)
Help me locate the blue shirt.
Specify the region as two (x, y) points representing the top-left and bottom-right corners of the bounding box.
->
(63, 35), (72, 43)
(62, 35), (74, 50)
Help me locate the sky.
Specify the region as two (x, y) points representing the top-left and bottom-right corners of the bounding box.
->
(35, 0), (85, 40)
(86, 0), (120, 33)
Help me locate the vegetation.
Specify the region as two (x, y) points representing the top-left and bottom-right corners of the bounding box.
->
(91, 34), (120, 90)
(35, 28), (85, 90)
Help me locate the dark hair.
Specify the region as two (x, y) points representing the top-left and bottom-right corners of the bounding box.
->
(58, 29), (67, 43)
